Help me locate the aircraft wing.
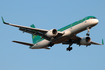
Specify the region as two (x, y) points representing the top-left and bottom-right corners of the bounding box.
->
(2, 17), (63, 40)
(90, 41), (103, 45)
(2, 17), (48, 33)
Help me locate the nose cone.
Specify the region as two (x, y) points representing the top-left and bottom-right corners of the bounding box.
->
(89, 19), (99, 25)
(94, 19), (99, 24)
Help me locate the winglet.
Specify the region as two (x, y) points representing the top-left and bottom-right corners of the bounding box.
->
(1, 17), (9, 25)
(1, 16), (5, 23)
(102, 39), (104, 45)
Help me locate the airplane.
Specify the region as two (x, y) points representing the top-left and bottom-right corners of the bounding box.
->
(1, 16), (104, 51)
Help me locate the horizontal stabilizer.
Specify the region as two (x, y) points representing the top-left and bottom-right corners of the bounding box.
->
(12, 41), (34, 46)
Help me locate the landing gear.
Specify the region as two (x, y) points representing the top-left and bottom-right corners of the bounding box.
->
(86, 27), (90, 36)
(49, 37), (55, 47)
(66, 47), (73, 51)
(86, 33), (90, 36)
(48, 42), (54, 47)
(66, 39), (73, 51)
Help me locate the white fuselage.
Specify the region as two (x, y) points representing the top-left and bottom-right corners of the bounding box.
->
(30, 19), (99, 49)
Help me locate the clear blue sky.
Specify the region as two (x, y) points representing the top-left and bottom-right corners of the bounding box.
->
(0, 0), (105, 70)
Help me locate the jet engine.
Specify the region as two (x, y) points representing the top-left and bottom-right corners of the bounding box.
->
(45, 29), (58, 38)
(80, 37), (91, 46)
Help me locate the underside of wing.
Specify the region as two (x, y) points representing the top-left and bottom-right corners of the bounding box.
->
(62, 36), (104, 45)
(1, 17), (48, 33)
(90, 41), (103, 45)
(62, 35), (81, 44)
(4, 22), (48, 33)
(2, 17), (64, 41)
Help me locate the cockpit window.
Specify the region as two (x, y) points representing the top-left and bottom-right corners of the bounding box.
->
(90, 17), (96, 19)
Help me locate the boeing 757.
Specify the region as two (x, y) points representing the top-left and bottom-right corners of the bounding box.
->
(2, 16), (104, 51)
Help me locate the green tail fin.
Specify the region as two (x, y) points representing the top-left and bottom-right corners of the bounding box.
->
(30, 24), (41, 44)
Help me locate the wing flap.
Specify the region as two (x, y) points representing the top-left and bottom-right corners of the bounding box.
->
(12, 41), (34, 46)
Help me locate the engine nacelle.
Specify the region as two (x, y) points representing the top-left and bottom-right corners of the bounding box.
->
(45, 29), (58, 38)
(80, 37), (91, 45)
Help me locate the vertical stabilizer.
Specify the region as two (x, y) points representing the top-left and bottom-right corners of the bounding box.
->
(30, 24), (41, 44)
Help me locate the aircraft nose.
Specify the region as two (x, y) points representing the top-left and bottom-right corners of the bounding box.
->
(94, 19), (99, 24)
